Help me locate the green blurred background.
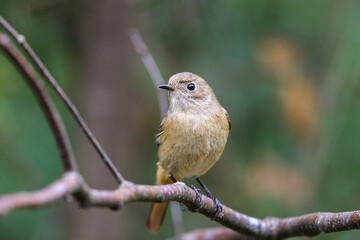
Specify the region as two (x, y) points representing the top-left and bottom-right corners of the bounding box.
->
(1, 0), (360, 239)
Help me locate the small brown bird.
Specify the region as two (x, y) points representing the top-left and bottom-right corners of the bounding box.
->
(146, 72), (230, 234)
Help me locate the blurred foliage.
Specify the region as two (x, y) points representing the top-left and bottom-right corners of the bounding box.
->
(1, 0), (360, 240)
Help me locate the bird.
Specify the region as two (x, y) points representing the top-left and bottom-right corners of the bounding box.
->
(146, 72), (230, 234)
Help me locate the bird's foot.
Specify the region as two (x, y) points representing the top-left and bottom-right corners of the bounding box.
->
(195, 177), (223, 220)
(190, 185), (202, 203)
(210, 197), (223, 220)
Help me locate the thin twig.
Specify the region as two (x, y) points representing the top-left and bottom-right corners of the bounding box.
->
(0, 33), (77, 172)
(129, 28), (184, 235)
(0, 15), (124, 184)
(129, 28), (168, 117)
(170, 201), (185, 236)
(1, 171), (360, 240)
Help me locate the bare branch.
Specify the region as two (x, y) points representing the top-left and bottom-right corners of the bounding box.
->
(1, 170), (360, 239)
(173, 227), (255, 240)
(0, 172), (81, 215)
(0, 33), (77, 172)
(129, 28), (168, 117)
(0, 15), (124, 184)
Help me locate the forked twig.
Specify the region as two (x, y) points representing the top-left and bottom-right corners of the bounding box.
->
(0, 15), (124, 184)
(0, 33), (77, 172)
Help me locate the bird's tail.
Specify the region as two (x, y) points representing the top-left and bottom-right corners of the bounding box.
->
(146, 201), (169, 234)
(146, 166), (178, 234)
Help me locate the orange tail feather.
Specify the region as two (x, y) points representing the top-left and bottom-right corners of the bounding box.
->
(146, 202), (169, 234)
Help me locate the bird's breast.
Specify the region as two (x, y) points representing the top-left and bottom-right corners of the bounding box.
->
(157, 111), (229, 179)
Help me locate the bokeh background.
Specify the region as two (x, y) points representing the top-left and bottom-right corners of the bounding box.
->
(1, 1), (360, 239)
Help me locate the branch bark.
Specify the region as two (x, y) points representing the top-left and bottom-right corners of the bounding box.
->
(1, 171), (360, 240)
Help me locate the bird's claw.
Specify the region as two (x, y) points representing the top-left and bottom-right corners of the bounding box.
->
(211, 197), (223, 220)
(179, 202), (186, 211)
(190, 185), (202, 203)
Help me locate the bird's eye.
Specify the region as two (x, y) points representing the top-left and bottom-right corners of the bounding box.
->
(187, 83), (196, 91)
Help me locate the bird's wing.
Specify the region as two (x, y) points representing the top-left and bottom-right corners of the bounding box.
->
(223, 108), (231, 131)
(155, 113), (168, 148)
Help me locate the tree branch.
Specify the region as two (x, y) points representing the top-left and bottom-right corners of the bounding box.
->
(1, 170), (360, 239)
(0, 33), (77, 172)
(129, 28), (168, 117)
(0, 15), (124, 184)
(173, 227), (255, 240)
(0, 172), (81, 215)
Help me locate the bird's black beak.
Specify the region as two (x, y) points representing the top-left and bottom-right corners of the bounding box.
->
(159, 84), (176, 91)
